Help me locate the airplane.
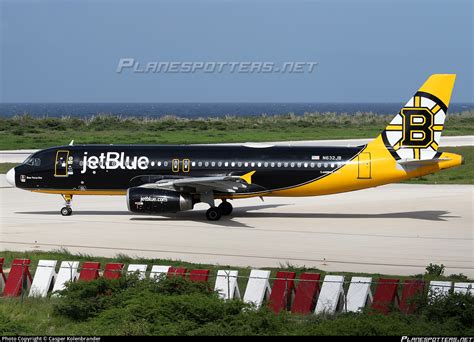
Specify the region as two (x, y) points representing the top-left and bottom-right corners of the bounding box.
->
(5, 74), (463, 221)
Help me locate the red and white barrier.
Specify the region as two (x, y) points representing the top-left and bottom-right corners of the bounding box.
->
(0, 258), (6, 292)
(268, 271), (296, 313)
(29, 260), (57, 298)
(127, 264), (148, 280)
(291, 272), (321, 314)
(79, 262), (100, 281)
(243, 270), (271, 309)
(1, 257), (472, 317)
(215, 270), (240, 300)
(454, 282), (473, 295)
(150, 265), (171, 281)
(52, 261), (79, 295)
(345, 277), (373, 313)
(103, 263), (124, 280)
(3, 259), (32, 297)
(314, 275), (345, 314)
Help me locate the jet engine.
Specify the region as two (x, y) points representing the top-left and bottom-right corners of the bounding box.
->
(127, 187), (193, 214)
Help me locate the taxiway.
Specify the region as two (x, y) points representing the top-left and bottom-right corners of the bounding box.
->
(1, 178), (472, 277)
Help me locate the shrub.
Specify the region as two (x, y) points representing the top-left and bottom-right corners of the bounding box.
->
(151, 275), (213, 296)
(425, 263), (445, 277)
(0, 311), (30, 335)
(421, 292), (474, 328)
(12, 128), (24, 136)
(53, 274), (142, 320)
(53, 274), (217, 321)
(447, 273), (469, 281)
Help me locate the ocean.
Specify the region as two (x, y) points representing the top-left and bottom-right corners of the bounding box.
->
(0, 102), (472, 118)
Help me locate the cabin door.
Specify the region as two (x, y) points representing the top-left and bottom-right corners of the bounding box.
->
(55, 150), (70, 177)
(357, 152), (372, 179)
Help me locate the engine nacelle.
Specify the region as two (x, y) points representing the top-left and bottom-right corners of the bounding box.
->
(127, 187), (193, 214)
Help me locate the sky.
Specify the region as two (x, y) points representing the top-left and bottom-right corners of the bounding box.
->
(0, 0), (472, 103)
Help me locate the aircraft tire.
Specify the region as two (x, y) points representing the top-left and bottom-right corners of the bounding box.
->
(61, 207), (71, 216)
(218, 201), (233, 216)
(206, 207), (222, 221)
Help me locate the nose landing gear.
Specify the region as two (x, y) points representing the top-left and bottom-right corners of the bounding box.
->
(60, 194), (73, 216)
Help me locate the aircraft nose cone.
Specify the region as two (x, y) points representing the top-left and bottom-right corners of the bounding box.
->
(6, 167), (15, 187)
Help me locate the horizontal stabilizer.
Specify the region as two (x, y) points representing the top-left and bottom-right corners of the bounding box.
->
(397, 157), (451, 169)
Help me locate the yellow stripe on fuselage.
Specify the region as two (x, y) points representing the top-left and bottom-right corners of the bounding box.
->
(231, 137), (463, 198)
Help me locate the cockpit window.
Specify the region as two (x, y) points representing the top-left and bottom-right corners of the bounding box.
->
(24, 156), (41, 166)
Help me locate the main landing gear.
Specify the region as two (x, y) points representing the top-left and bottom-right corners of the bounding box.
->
(60, 194), (73, 216)
(205, 200), (233, 221)
(218, 201), (233, 216)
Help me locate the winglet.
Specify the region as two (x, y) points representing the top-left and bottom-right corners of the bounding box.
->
(240, 171), (256, 184)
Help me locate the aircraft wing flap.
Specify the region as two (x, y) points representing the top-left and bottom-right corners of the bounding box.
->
(140, 175), (249, 193)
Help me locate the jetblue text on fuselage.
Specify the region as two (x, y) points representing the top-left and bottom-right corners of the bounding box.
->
(81, 152), (149, 173)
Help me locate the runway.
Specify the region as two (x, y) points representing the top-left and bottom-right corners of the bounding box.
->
(1, 135), (472, 163)
(1, 177), (472, 277)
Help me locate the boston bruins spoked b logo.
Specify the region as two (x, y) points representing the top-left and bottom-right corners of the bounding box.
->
(382, 92), (447, 160)
(400, 107), (434, 148)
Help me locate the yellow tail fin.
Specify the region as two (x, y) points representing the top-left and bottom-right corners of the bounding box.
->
(380, 74), (456, 160)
